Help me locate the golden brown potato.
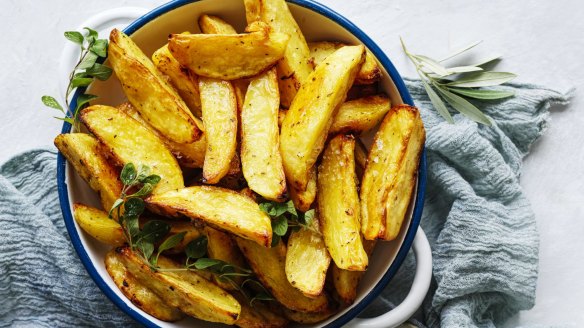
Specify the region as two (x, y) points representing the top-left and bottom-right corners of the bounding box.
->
(199, 14), (237, 34)
(280, 45), (365, 191)
(116, 247), (241, 324)
(80, 105), (184, 195)
(329, 95), (391, 135)
(168, 22), (289, 80)
(231, 293), (289, 328)
(241, 68), (286, 201)
(287, 167), (317, 212)
(332, 239), (377, 305)
(282, 306), (337, 324)
(147, 186), (272, 247)
(152, 42), (202, 117)
(205, 226), (247, 290)
(360, 105), (426, 240)
(199, 77), (238, 184)
(318, 135), (368, 271)
(104, 250), (184, 322)
(285, 223), (331, 297)
(117, 102), (206, 169)
(309, 41), (381, 85)
(244, 0), (313, 108)
(235, 237), (329, 313)
(354, 138), (368, 179)
(108, 29), (203, 143)
(73, 204), (124, 246)
(54, 133), (121, 213)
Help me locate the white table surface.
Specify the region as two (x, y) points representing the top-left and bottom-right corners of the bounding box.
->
(1, 0), (582, 326)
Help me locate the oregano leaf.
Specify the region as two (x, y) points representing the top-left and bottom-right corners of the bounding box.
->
(120, 163), (137, 185)
(64, 31), (84, 45)
(139, 220), (171, 243)
(158, 232), (187, 254)
(41, 96), (64, 112)
(272, 216), (288, 236)
(185, 236), (208, 259)
(194, 258), (222, 270)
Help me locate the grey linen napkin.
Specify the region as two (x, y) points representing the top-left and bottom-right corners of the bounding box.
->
(0, 80), (571, 327)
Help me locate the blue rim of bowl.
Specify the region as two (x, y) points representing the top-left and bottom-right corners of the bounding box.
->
(57, 0), (427, 327)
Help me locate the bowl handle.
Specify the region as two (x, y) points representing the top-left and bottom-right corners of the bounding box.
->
(58, 7), (149, 101)
(347, 228), (433, 328)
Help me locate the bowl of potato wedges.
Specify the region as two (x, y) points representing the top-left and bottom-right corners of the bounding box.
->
(55, 0), (431, 327)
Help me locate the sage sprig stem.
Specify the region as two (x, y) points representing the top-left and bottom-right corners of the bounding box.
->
(401, 37), (517, 125)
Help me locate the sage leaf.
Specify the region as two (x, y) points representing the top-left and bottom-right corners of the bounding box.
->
(449, 88), (514, 100)
(86, 63), (112, 81)
(158, 232), (187, 254)
(41, 96), (64, 111)
(185, 236), (208, 259)
(139, 220), (171, 243)
(437, 87), (492, 125)
(64, 31), (84, 45)
(446, 66), (483, 74)
(413, 55), (450, 77)
(439, 40), (482, 62)
(473, 55), (502, 67)
(422, 80), (453, 123)
(446, 72), (516, 88)
(194, 258), (222, 270)
(272, 216), (288, 236)
(120, 163), (137, 185)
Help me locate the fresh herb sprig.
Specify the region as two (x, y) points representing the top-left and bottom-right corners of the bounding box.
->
(401, 38), (517, 125)
(259, 200), (318, 247)
(41, 27), (113, 130)
(110, 163), (274, 305)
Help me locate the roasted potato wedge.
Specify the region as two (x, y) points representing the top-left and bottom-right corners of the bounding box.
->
(205, 226), (247, 290)
(235, 238), (329, 313)
(168, 22), (289, 80)
(332, 239), (377, 305)
(117, 247), (241, 324)
(147, 186), (272, 247)
(73, 204), (125, 246)
(244, 0), (313, 108)
(152, 42), (202, 117)
(282, 306), (337, 324)
(232, 293), (289, 328)
(241, 68), (286, 201)
(280, 45), (365, 191)
(80, 105), (184, 195)
(105, 250), (184, 322)
(285, 222), (331, 297)
(109, 29), (203, 143)
(309, 41), (381, 85)
(330, 95), (391, 135)
(199, 77), (238, 184)
(199, 14), (237, 34)
(361, 105), (425, 240)
(318, 135), (368, 271)
(354, 138), (368, 179)
(117, 101), (206, 169)
(54, 133), (121, 213)
(287, 167), (317, 212)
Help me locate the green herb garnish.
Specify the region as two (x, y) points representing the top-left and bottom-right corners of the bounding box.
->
(259, 200), (319, 247)
(401, 38), (516, 125)
(42, 27), (113, 130)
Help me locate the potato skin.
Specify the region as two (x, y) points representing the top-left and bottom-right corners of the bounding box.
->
(317, 134), (368, 271)
(360, 105), (426, 240)
(287, 167), (317, 212)
(331, 239), (377, 305)
(73, 204), (125, 246)
(199, 14), (237, 34)
(54, 133), (121, 214)
(280, 45), (365, 191)
(104, 250), (184, 322)
(108, 28), (202, 144)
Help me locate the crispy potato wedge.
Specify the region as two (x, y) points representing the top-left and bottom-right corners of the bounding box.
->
(109, 29), (202, 143)
(147, 186), (272, 247)
(244, 0), (313, 108)
(287, 167), (317, 212)
(354, 138), (368, 179)
(241, 68), (286, 201)
(205, 226), (247, 290)
(282, 306), (336, 324)
(73, 204), (124, 246)
(105, 250), (184, 322)
(330, 95), (391, 135)
(199, 14), (237, 34)
(232, 293), (288, 328)
(347, 83), (379, 101)
(285, 222), (331, 297)
(54, 133), (121, 213)
(360, 105), (425, 240)
(117, 102), (206, 168)
(152, 42), (202, 117)
(168, 22), (289, 80)
(235, 238), (329, 313)
(309, 41), (381, 85)
(117, 247), (241, 324)
(318, 135), (368, 271)
(280, 45), (365, 190)
(80, 105), (184, 195)
(332, 239), (377, 305)
(199, 77), (238, 184)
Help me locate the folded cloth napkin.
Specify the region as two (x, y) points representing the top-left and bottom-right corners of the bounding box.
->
(0, 80), (570, 327)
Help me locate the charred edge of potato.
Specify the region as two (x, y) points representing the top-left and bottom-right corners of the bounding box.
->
(329, 94), (391, 135)
(331, 239), (377, 305)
